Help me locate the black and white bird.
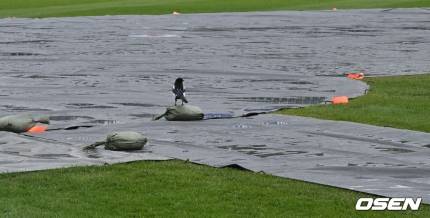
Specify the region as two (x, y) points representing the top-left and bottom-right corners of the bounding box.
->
(172, 77), (188, 105)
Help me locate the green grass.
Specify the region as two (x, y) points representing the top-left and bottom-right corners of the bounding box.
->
(0, 0), (430, 18)
(278, 74), (430, 133)
(0, 160), (427, 217)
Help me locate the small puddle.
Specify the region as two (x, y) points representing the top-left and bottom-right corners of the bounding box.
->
(1, 105), (51, 112)
(204, 113), (235, 120)
(217, 144), (307, 158)
(374, 147), (414, 154)
(262, 121), (288, 126)
(229, 96), (326, 104)
(50, 115), (95, 121)
(0, 52), (43, 56)
(33, 153), (75, 159)
(65, 103), (117, 109)
(0, 40), (53, 45)
(84, 120), (119, 125)
(112, 103), (160, 107)
(129, 113), (155, 118)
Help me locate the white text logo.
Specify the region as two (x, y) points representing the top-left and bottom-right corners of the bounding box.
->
(356, 198), (421, 211)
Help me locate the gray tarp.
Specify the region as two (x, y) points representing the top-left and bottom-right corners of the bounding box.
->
(0, 9), (430, 201)
(16, 115), (430, 202)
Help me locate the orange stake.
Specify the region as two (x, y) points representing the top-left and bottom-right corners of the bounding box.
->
(27, 125), (48, 133)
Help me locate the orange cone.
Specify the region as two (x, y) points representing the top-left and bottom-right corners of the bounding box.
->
(331, 96), (349, 105)
(27, 125), (48, 133)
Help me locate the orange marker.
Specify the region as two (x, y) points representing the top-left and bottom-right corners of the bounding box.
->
(331, 96), (349, 105)
(27, 125), (48, 133)
(346, 72), (364, 80)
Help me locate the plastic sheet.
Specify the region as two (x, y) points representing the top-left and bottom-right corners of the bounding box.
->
(1, 9), (430, 202)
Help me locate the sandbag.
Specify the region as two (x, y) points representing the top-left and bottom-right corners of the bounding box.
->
(154, 105), (204, 121)
(0, 114), (49, 133)
(84, 131), (148, 151)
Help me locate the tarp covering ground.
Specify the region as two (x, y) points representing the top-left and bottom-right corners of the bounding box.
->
(0, 9), (430, 201)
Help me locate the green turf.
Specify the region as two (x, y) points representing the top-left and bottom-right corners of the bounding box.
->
(0, 0), (429, 18)
(0, 160), (427, 217)
(278, 74), (430, 133)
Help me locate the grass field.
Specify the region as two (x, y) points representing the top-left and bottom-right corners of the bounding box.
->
(0, 160), (428, 217)
(278, 74), (430, 133)
(0, 0), (430, 18)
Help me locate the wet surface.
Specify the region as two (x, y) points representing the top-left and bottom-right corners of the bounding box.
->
(21, 114), (430, 202)
(1, 9), (430, 201)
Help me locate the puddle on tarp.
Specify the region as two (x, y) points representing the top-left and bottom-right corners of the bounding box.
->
(204, 113), (235, 120)
(229, 96), (327, 104)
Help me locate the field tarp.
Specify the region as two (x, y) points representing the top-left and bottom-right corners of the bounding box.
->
(1, 9), (430, 201)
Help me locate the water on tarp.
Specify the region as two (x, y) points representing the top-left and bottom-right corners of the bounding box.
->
(204, 113), (235, 120)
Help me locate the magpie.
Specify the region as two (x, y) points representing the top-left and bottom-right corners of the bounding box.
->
(172, 77), (188, 105)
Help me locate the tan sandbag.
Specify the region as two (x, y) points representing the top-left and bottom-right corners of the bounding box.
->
(0, 114), (50, 133)
(154, 105), (204, 121)
(84, 131), (148, 151)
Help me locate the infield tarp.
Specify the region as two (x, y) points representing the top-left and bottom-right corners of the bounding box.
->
(1, 9), (430, 201)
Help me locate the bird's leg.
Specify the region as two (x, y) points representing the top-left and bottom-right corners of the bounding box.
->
(174, 99), (177, 106)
